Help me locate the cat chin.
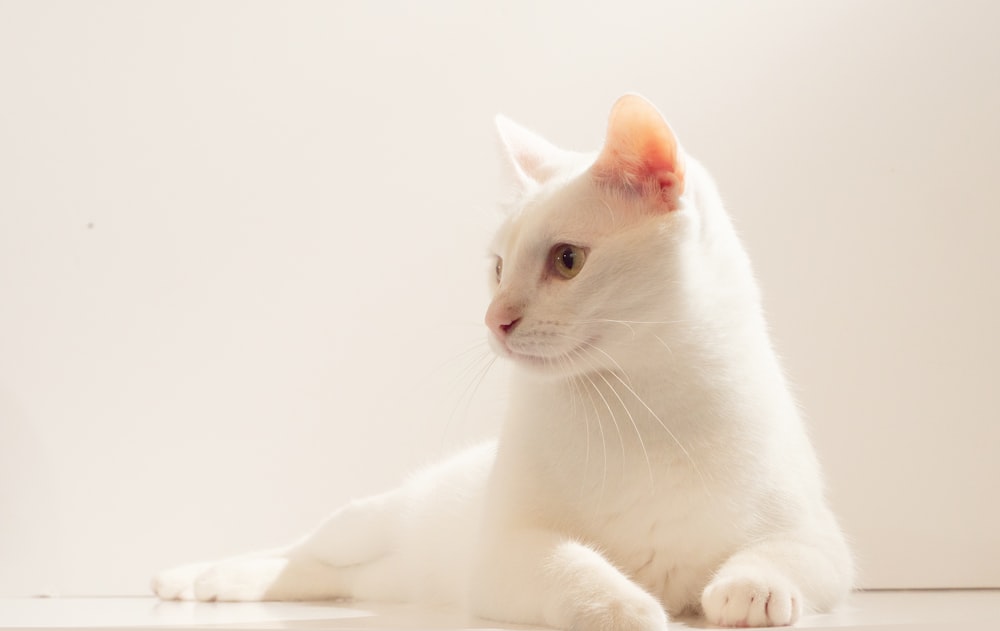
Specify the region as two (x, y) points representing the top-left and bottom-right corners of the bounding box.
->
(508, 351), (564, 373)
(489, 337), (606, 380)
(510, 357), (588, 381)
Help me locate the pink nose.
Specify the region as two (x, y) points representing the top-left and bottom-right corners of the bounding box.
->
(485, 301), (522, 339)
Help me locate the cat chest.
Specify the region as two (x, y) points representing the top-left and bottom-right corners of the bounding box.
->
(500, 392), (758, 610)
(585, 496), (734, 611)
(544, 464), (748, 612)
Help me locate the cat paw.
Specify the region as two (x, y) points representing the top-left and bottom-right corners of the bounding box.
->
(701, 572), (802, 627)
(151, 562), (212, 601)
(152, 559), (286, 602)
(570, 591), (668, 631)
(190, 558), (287, 601)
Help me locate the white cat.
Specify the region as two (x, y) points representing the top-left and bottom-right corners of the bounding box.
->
(153, 94), (853, 629)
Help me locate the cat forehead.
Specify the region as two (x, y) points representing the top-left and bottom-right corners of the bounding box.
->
(492, 175), (617, 256)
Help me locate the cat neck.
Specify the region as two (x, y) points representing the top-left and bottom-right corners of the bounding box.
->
(505, 309), (792, 446)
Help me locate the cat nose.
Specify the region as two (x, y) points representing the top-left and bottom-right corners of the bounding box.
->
(486, 302), (522, 339)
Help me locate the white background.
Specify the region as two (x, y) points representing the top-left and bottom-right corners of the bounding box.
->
(1, 1), (998, 597)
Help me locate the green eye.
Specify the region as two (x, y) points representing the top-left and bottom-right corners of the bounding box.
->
(552, 244), (586, 279)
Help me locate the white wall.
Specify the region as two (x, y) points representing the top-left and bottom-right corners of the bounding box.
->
(1, 1), (997, 596)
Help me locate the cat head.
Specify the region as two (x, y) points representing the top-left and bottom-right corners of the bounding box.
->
(486, 94), (713, 378)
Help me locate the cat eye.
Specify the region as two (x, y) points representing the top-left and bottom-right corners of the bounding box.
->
(495, 257), (503, 282)
(552, 244), (587, 279)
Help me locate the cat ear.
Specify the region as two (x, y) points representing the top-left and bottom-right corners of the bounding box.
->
(592, 94), (686, 211)
(495, 114), (562, 190)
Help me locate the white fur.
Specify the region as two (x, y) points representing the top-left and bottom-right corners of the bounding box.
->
(153, 95), (853, 629)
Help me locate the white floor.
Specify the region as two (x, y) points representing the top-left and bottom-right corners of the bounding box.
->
(0, 590), (997, 630)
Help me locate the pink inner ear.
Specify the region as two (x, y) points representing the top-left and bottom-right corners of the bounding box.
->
(592, 95), (686, 211)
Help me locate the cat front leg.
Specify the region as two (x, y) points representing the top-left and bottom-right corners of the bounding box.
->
(152, 489), (406, 602)
(700, 535), (853, 627)
(471, 529), (668, 631)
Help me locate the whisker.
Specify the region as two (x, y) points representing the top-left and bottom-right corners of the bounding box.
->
(572, 355), (610, 504)
(603, 369), (710, 496)
(432, 338), (493, 374)
(561, 355), (589, 468)
(550, 329), (707, 496)
(578, 347), (654, 492)
(555, 333), (633, 388)
(441, 347), (496, 446)
(575, 374), (592, 481)
(575, 349), (626, 482)
(571, 318), (692, 326)
(556, 352), (593, 498)
(652, 333), (674, 357)
(465, 354), (498, 413)
(448, 345), (493, 399)
(579, 340), (634, 388)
